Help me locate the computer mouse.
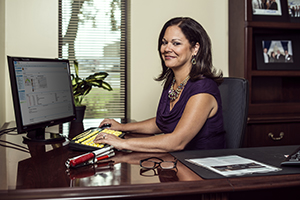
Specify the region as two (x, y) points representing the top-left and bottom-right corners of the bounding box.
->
(100, 123), (111, 129)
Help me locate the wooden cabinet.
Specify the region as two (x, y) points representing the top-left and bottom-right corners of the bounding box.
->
(229, 0), (300, 147)
(246, 122), (300, 147)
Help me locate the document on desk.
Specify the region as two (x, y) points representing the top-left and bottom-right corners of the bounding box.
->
(186, 155), (281, 177)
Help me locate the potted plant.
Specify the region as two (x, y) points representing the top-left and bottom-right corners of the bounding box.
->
(71, 61), (112, 122)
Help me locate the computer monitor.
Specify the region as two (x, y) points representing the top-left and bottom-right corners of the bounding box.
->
(7, 56), (76, 142)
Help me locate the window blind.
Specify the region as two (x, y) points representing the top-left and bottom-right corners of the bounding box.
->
(58, 0), (127, 121)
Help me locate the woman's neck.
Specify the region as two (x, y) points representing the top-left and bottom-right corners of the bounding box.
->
(172, 67), (191, 85)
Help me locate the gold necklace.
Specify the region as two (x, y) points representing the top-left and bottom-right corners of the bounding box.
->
(168, 75), (190, 101)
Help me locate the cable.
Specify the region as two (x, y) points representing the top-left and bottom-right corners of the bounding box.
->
(0, 141), (29, 153)
(0, 127), (17, 132)
(0, 127), (30, 153)
(0, 127), (17, 137)
(0, 139), (29, 150)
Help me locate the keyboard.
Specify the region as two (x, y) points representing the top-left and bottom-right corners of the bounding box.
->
(281, 146), (300, 166)
(69, 127), (124, 151)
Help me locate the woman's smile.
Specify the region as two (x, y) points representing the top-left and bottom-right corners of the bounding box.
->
(164, 55), (176, 60)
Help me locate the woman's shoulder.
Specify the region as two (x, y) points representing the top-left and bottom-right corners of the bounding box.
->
(190, 77), (218, 89)
(185, 77), (219, 96)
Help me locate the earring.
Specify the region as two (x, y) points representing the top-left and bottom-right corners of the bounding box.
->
(191, 55), (196, 65)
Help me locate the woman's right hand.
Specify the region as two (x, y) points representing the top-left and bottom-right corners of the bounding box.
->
(99, 118), (124, 131)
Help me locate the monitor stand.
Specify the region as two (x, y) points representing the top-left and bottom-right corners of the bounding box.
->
(23, 128), (66, 143)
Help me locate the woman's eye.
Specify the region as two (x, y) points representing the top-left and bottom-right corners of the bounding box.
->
(161, 40), (181, 46)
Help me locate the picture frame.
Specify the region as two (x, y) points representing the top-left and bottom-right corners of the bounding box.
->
(255, 34), (300, 70)
(287, 0), (300, 22)
(251, 0), (289, 22)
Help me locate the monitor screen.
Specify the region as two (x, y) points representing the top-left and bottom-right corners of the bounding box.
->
(7, 56), (76, 142)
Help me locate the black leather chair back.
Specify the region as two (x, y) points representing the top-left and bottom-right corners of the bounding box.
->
(219, 77), (249, 148)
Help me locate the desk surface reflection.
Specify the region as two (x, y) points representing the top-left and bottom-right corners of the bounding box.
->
(1, 122), (201, 190)
(2, 122), (300, 200)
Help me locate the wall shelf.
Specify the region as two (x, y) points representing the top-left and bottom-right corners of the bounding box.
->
(229, 0), (300, 147)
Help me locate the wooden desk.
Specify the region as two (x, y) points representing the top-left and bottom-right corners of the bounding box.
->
(1, 122), (300, 200)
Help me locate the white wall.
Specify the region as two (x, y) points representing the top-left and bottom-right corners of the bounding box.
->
(0, 0), (6, 190)
(0, 0), (6, 127)
(130, 0), (228, 121)
(2, 0), (228, 124)
(4, 0), (59, 122)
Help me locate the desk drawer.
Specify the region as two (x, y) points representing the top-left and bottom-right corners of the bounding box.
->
(246, 123), (300, 147)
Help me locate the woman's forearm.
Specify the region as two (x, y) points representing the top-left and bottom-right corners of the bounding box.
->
(121, 133), (183, 152)
(121, 117), (162, 134)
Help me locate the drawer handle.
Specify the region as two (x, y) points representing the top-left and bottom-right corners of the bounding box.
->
(268, 132), (284, 141)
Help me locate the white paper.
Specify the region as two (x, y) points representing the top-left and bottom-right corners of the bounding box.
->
(186, 155), (281, 177)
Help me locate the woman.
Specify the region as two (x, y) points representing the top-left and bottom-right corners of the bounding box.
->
(94, 17), (225, 152)
(270, 51), (276, 63)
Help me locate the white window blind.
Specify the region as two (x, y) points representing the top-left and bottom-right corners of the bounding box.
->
(59, 0), (127, 120)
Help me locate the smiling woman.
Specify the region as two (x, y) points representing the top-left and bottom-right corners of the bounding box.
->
(159, 25), (199, 108)
(94, 17), (225, 153)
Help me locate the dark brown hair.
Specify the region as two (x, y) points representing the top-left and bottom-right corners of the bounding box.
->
(155, 17), (223, 90)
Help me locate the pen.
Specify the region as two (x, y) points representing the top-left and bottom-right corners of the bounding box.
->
(67, 150), (115, 168)
(94, 151), (115, 162)
(67, 150), (115, 169)
(65, 146), (113, 168)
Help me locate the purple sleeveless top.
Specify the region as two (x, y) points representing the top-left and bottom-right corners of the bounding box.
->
(156, 78), (225, 150)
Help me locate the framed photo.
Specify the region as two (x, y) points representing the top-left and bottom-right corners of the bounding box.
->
(252, 0), (289, 22)
(255, 34), (300, 70)
(287, 0), (300, 22)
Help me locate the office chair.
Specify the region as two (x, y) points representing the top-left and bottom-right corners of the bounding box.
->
(219, 77), (249, 148)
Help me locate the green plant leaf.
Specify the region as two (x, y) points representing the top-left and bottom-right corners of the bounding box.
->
(71, 61), (112, 106)
(102, 81), (113, 91)
(86, 72), (108, 80)
(74, 61), (79, 78)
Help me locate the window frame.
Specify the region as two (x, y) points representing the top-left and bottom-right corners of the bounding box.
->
(58, 0), (128, 123)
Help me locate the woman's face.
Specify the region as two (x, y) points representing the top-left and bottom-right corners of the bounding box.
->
(160, 25), (196, 70)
